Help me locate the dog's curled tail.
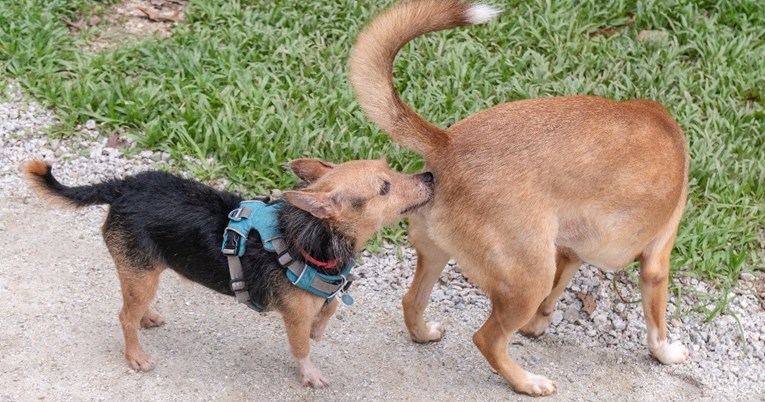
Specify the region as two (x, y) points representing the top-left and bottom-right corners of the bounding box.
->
(21, 160), (123, 207)
(349, 0), (499, 156)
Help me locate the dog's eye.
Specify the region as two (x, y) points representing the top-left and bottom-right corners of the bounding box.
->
(380, 180), (391, 196)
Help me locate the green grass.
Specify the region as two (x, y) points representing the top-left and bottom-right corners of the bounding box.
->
(1, 0), (763, 291)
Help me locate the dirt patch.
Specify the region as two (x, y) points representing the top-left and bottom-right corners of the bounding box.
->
(65, 0), (187, 52)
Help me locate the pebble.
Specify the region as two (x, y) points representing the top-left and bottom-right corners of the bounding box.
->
(740, 272), (755, 281)
(564, 306), (579, 322)
(551, 310), (563, 326)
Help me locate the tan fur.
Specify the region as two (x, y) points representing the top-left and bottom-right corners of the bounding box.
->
(350, 0), (472, 156)
(20, 160), (75, 208)
(284, 159), (435, 251)
(351, 1), (689, 396)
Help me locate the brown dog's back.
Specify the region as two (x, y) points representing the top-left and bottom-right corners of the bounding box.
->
(442, 96), (687, 269)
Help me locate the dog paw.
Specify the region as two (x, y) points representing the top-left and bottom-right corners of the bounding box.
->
(140, 310), (165, 329)
(126, 351), (155, 371)
(310, 327), (325, 341)
(300, 371), (329, 388)
(310, 322), (328, 340)
(514, 372), (557, 396)
(518, 313), (552, 338)
(651, 340), (689, 365)
(411, 321), (445, 343)
(298, 359), (329, 388)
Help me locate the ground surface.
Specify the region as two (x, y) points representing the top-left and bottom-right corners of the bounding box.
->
(1, 84), (764, 401)
(0, 198), (723, 402)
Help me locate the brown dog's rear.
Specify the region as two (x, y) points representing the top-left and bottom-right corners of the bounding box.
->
(351, 0), (688, 396)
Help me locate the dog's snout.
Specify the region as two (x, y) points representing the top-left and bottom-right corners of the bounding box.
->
(419, 171), (434, 184)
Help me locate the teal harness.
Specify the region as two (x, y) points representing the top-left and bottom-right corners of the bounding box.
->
(221, 200), (355, 312)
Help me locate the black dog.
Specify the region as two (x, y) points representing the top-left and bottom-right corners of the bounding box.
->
(23, 158), (434, 387)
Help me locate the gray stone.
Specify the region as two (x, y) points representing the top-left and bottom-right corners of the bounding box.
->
(431, 289), (445, 302)
(551, 310), (563, 326)
(612, 317), (626, 331)
(564, 306), (579, 322)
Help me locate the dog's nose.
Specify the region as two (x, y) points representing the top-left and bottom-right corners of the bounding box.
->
(420, 171), (434, 183)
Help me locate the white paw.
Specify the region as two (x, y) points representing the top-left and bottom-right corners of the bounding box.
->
(413, 321), (445, 343)
(515, 372), (556, 396)
(426, 321), (445, 340)
(651, 340), (689, 365)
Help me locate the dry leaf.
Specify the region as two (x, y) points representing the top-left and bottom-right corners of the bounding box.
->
(134, 6), (183, 23)
(589, 18), (635, 38)
(576, 292), (597, 317)
(105, 132), (126, 149)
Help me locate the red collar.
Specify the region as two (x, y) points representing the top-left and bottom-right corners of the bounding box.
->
(298, 247), (338, 269)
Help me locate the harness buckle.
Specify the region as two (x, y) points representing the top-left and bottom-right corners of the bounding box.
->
(230, 279), (247, 292)
(343, 274), (357, 292)
(228, 207), (245, 221)
(222, 232), (240, 256)
(277, 250), (293, 266)
(328, 275), (349, 299)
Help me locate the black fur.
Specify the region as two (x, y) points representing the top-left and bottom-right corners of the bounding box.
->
(35, 167), (354, 311)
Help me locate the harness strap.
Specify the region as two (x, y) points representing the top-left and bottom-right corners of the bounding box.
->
(221, 200), (355, 312)
(224, 233), (266, 312)
(226, 254), (250, 303)
(222, 199), (269, 312)
(271, 238), (347, 295)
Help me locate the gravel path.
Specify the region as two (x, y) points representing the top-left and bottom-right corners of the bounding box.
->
(1, 81), (763, 401)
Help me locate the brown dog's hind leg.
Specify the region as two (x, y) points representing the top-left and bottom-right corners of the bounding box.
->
(282, 293), (329, 388)
(403, 217), (450, 343)
(639, 231), (689, 365)
(519, 250), (581, 337)
(115, 266), (163, 371)
(473, 259), (557, 396)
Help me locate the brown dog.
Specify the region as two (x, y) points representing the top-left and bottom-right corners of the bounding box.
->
(22, 158), (434, 387)
(350, 0), (689, 396)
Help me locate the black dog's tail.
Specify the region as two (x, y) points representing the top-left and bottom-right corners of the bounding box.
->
(21, 160), (123, 207)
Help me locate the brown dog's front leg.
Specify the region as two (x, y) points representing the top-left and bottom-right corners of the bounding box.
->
(474, 306), (556, 396)
(403, 218), (450, 342)
(519, 251), (581, 337)
(473, 260), (557, 397)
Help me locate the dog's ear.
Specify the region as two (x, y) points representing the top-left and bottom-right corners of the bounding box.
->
(282, 190), (338, 219)
(288, 159), (335, 183)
